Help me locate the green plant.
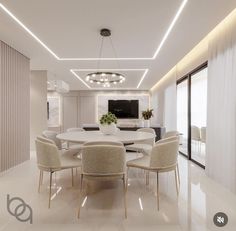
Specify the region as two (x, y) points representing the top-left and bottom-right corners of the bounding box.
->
(100, 112), (117, 125)
(142, 109), (154, 120)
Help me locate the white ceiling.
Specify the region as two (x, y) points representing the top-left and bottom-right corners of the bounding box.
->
(0, 0), (236, 90)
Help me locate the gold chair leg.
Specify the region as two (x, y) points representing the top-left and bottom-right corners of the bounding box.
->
(71, 168), (74, 187)
(123, 174), (127, 219)
(174, 168), (179, 196)
(38, 170), (42, 193)
(78, 174), (84, 218)
(41, 171), (44, 185)
(145, 171), (150, 186)
(156, 172), (159, 211)
(177, 163), (180, 187)
(126, 167), (129, 188)
(48, 172), (53, 209)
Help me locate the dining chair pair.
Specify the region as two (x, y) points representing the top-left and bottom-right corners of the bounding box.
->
(78, 135), (180, 218)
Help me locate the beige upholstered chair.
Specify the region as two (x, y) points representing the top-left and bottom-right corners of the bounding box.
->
(162, 130), (179, 139)
(42, 130), (62, 150)
(125, 128), (156, 155)
(200, 127), (206, 143)
(127, 138), (180, 210)
(156, 136), (179, 144)
(200, 127), (206, 154)
(35, 138), (81, 208)
(191, 126), (200, 141)
(37, 136), (80, 156)
(37, 135), (55, 145)
(191, 125), (201, 152)
(78, 143), (127, 218)
(66, 127), (85, 151)
(83, 141), (123, 146)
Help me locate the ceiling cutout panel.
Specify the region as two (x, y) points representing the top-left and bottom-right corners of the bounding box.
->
(0, 0), (183, 59)
(71, 69), (148, 89)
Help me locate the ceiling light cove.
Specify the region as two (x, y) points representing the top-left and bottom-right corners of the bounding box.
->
(0, 0), (188, 61)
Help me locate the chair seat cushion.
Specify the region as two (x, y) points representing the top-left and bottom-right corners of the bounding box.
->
(60, 150), (82, 169)
(126, 156), (150, 169)
(127, 155), (177, 172)
(126, 143), (152, 155)
(59, 148), (80, 157)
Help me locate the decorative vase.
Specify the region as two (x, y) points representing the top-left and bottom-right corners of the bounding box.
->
(139, 120), (144, 127)
(143, 119), (150, 128)
(99, 123), (117, 135)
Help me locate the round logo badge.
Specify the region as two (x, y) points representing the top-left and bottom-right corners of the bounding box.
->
(213, 212), (228, 227)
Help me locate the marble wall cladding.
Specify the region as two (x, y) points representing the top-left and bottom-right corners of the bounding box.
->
(97, 94), (150, 125)
(47, 97), (60, 126)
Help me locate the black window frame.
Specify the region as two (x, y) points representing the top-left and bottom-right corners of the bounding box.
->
(177, 61), (208, 169)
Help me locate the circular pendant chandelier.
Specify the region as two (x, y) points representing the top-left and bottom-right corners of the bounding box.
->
(85, 28), (125, 88)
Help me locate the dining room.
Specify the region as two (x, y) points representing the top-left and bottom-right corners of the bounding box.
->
(1, 1), (236, 230)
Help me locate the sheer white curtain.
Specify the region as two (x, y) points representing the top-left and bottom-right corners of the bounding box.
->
(206, 12), (236, 193)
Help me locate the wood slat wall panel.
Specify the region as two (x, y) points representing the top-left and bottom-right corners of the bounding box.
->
(0, 41), (30, 172)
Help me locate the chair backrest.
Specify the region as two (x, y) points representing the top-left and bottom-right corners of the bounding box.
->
(66, 127), (85, 132)
(37, 135), (55, 145)
(156, 136), (179, 145)
(42, 130), (62, 150)
(162, 131), (178, 139)
(82, 145), (126, 176)
(150, 139), (179, 169)
(200, 127), (206, 143)
(35, 139), (61, 171)
(136, 128), (156, 146)
(191, 126), (200, 141)
(83, 141), (123, 147)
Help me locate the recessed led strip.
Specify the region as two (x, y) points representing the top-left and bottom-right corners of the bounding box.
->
(0, 0), (188, 61)
(70, 69), (148, 89)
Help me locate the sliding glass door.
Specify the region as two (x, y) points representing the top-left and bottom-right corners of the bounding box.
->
(191, 68), (207, 166)
(177, 63), (207, 168)
(177, 79), (188, 156)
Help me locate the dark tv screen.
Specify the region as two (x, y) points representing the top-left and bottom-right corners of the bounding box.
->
(108, 100), (139, 119)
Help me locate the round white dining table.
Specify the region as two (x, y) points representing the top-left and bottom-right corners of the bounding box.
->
(57, 130), (155, 144)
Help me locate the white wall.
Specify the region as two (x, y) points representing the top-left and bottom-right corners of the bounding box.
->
(30, 70), (47, 150)
(97, 93), (149, 125)
(54, 90), (150, 131)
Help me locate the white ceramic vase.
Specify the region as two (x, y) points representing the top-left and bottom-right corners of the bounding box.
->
(139, 120), (144, 127)
(143, 119), (150, 128)
(99, 123), (117, 135)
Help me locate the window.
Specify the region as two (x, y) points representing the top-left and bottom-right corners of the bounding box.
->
(177, 63), (207, 168)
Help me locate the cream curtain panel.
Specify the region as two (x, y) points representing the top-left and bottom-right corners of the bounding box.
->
(206, 11), (236, 193)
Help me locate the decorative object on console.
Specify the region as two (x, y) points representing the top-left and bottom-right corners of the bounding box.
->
(142, 109), (154, 127)
(85, 28), (125, 88)
(99, 112), (118, 135)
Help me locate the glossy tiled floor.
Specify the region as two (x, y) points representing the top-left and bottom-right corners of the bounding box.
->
(0, 152), (236, 231)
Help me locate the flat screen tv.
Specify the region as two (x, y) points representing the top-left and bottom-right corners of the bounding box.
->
(108, 100), (139, 119)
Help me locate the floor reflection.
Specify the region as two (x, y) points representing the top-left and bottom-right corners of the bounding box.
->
(0, 153), (235, 231)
